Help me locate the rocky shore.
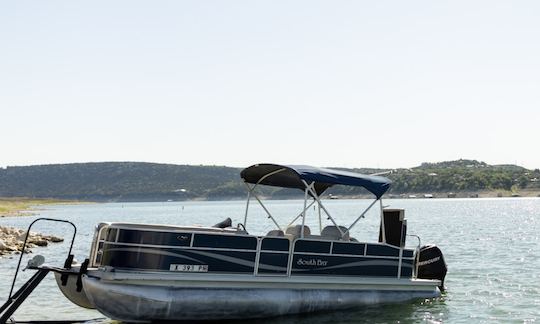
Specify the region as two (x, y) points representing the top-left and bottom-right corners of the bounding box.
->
(0, 226), (63, 257)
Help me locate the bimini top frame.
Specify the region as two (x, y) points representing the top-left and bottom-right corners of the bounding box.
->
(240, 164), (392, 240)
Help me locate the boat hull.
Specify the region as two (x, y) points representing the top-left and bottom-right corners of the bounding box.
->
(54, 271), (95, 309)
(83, 273), (440, 322)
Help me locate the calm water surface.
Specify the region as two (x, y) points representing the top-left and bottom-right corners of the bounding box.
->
(1, 198), (539, 323)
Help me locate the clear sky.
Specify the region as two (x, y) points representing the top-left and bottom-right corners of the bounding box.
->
(1, 1), (539, 169)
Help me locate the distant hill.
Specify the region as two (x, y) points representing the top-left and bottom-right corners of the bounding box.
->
(0, 160), (538, 201)
(0, 162), (242, 201)
(384, 159), (539, 194)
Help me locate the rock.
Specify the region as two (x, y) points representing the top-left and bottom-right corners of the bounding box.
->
(0, 240), (15, 251)
(0, 226), (64, 257)
(16, 231), (28, 241)
(32, 240), (48, 247)
(0, 240), (8, 250)
(48, 235), (64, 243)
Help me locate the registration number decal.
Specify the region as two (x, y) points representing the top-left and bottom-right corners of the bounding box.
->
(169, 264), (208, 272)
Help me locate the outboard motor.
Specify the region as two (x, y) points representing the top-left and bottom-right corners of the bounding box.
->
(417, 245), (447, 291)
(213, 217), (232, 229)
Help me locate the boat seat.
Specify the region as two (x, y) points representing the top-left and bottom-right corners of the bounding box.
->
(266, 229), (285, 237)
(321, 225), (350, 241)
(285, 225), (311, 240)
(213, 217), (232, 229)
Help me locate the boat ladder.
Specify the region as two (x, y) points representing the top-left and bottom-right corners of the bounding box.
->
(0, 218), (89, 324)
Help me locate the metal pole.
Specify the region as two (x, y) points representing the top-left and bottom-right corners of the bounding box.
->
(251, 191), (282, 231)
(344, 199), (378, 237)
(9, 218), (77, 299)
(243, 182), (252, 228)
(255, 168), (287, 185)
(287, 200), (316, 227)
(318, 200), (322, 234)
(300, 186), (309, 238)
(241, 168), (287, 231)
(302, 181), (346, 238)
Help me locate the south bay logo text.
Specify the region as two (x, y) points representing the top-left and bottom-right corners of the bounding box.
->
(297, 258), (328, 266)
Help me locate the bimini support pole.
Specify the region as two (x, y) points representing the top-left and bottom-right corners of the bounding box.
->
(343, 198), (379, 238)
(300, 184), (310, 238)
(242, 168), (287, 231)
(301, 180), (346, 238)
(251, 191), (282, 232)
(243, 183), (251, 228)
(318, 202), (322, 234)
(287, 199), (316, 227)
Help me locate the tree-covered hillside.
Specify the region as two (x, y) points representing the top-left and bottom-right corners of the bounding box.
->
(0, 162), (242, 201)
(0, 160), (538, 201)
(326, 159), (539, 196)
(387, 159), (535, 193)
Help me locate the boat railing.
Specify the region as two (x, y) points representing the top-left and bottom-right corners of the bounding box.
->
(89, 222), (111, 267)
(1, 218), (79, 322)
(407, 234), (422, 278)
(92, 221), (417, 280)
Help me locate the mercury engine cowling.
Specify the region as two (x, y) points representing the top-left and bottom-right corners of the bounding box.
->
(417, 245), (447, 291)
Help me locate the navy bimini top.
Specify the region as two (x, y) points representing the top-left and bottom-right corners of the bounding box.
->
(240, 164), (391, 199)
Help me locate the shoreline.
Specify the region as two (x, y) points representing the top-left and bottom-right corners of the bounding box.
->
(0, 198), (74, 257)
(386, 189), (540, 199)
(0, 197), (85, 218)
(2, 192), (539, 209)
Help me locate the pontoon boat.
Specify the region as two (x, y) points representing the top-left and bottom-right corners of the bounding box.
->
(55, 164), (448, 322)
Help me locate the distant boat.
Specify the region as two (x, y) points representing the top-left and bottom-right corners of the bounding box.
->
(423, 194), (434, 199)
(408, 195), (417, 198)
(447, 192), (456, 198)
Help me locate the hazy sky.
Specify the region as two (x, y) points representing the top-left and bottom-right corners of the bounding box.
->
(1, 1), (539, 169)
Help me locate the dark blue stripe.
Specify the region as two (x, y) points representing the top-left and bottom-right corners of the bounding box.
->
(193, 234), (257, 250)
(258, 252), (289, 274)
(116, 229), (192, 246)
(261, 238), (289, 251)
(294, 240), (331, 253)
(101, 243), (256, 273)
(332, 242), (365, 255)
(366, 244), (400, 257)
(400, 259), (413, 278)
(403, 249), (414, 258)
(292, 254), (399, 277)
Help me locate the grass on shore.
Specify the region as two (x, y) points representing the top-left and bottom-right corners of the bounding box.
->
(0, 197), (77, 217)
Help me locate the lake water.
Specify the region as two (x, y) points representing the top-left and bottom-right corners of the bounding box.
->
(1, 198), (539, 323)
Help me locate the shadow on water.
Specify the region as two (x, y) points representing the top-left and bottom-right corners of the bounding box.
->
(146, 296), (448, 324)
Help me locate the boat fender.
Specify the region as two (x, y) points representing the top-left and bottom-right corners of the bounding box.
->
(76, 258), (90, 292)
(417, 245), (447, 291)
(61, 254), (75, 285)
